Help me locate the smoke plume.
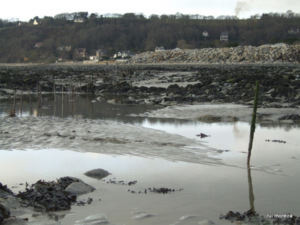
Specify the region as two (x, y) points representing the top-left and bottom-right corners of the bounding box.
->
(235, 1), (251, 17)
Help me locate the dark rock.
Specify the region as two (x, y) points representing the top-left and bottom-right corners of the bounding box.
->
(84, 168), (111, 180)
(129, 187), (183, 194)
(196, 133), (210, 138)
(57, 176), (81, 190)
(16, 177), (93, 212)
(166, 84), (182, 94)
(278, 114), (300, 121)
(128, 181), (137, 186)
(0, 182), (14, 196)
(0, 204), (10, 223)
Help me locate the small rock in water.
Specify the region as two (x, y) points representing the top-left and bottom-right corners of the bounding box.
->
(84, 168), (111, 180)
(265, 139), (286, 144)
(196, 133), (210, 138)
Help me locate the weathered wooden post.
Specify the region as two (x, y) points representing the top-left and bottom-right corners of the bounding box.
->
(20, 90), (23, 116)
(247, 81), (259, 166)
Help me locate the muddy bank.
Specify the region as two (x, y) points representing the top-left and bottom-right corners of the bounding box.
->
(136, 103), (300, 125)
(0, 64), (300, 107)
(0, 116), (219, 165)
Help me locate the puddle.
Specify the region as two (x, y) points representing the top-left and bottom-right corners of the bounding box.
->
(1, 148), (299, 224)
(140, 119), (300, 173)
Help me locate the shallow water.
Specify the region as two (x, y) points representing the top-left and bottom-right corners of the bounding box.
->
(1, 94), (300, 224)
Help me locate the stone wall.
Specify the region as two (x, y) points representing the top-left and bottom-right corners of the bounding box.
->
(128, 44), (300, 64)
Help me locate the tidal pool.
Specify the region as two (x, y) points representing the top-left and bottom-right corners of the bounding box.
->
(0, 94), (300, 224)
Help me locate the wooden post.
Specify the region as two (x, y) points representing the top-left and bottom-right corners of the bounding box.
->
(247, 81), (259, 166)
(37, 82), (42, 116)
(53, 76), (56, 103)
(28, 90), (32, 115)
(13, 90), (16, 114)
(20, 90), (23, 117)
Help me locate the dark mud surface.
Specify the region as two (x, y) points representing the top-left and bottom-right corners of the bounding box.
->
(0, 63), (300, 106)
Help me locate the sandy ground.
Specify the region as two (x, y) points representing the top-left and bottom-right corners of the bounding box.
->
(0, 116), (222, 165)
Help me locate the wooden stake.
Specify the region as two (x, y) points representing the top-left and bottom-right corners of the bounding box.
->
(247, 81), (259, 166)
(20, 90), (23, 117)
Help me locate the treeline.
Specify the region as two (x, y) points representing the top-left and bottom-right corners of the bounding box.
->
(0, 11), (300, 63)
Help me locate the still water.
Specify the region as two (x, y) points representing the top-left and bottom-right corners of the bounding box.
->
(0, 94), (300, 224)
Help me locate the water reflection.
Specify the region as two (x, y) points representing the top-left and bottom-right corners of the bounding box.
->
(248, 166), (255, 212)
(0, 94), (162, 122)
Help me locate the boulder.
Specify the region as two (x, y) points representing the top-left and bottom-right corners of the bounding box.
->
(17, 177), (95, 212)
(84, 168), (111, 180)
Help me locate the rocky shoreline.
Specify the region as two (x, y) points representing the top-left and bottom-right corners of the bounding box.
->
(0, 63), (300, 107)
(128, 44), (300, 64)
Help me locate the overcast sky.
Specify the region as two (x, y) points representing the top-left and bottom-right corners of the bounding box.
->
(1, 0), (300, 21)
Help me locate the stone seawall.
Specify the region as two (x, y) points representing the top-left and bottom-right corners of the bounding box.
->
(128, 44), (300, 64)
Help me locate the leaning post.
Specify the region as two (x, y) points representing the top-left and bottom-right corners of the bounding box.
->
(247, 81), (259, 166)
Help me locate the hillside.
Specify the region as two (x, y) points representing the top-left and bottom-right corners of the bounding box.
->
(1, 12), (300, 63)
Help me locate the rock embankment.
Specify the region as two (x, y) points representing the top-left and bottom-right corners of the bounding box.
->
(128, 44), (300, 64)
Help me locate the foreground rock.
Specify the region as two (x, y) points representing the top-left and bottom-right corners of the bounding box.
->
(17, 177), (95, 212)
(0, 183), (13, 223)
(0, 203), (10, 224)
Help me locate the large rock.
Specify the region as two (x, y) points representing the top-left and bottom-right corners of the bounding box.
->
(17, 177), (95, 212)
(65, 181), (95, 195)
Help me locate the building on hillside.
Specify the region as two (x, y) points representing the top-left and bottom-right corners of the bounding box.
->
(96, 49), (108, 60)
(113, 50), (134, 59)
(34, 42), (43, 48)
(33, 19), (39, 25)
(288, 28), (300, 34)
(202, 31), (209, 37)
(73, 48), (87, 60)
(220, 32), (229, 42)
(155, 46), (165, 52)
(74, 18), (84, 23)
(57, 45), (72, 52)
